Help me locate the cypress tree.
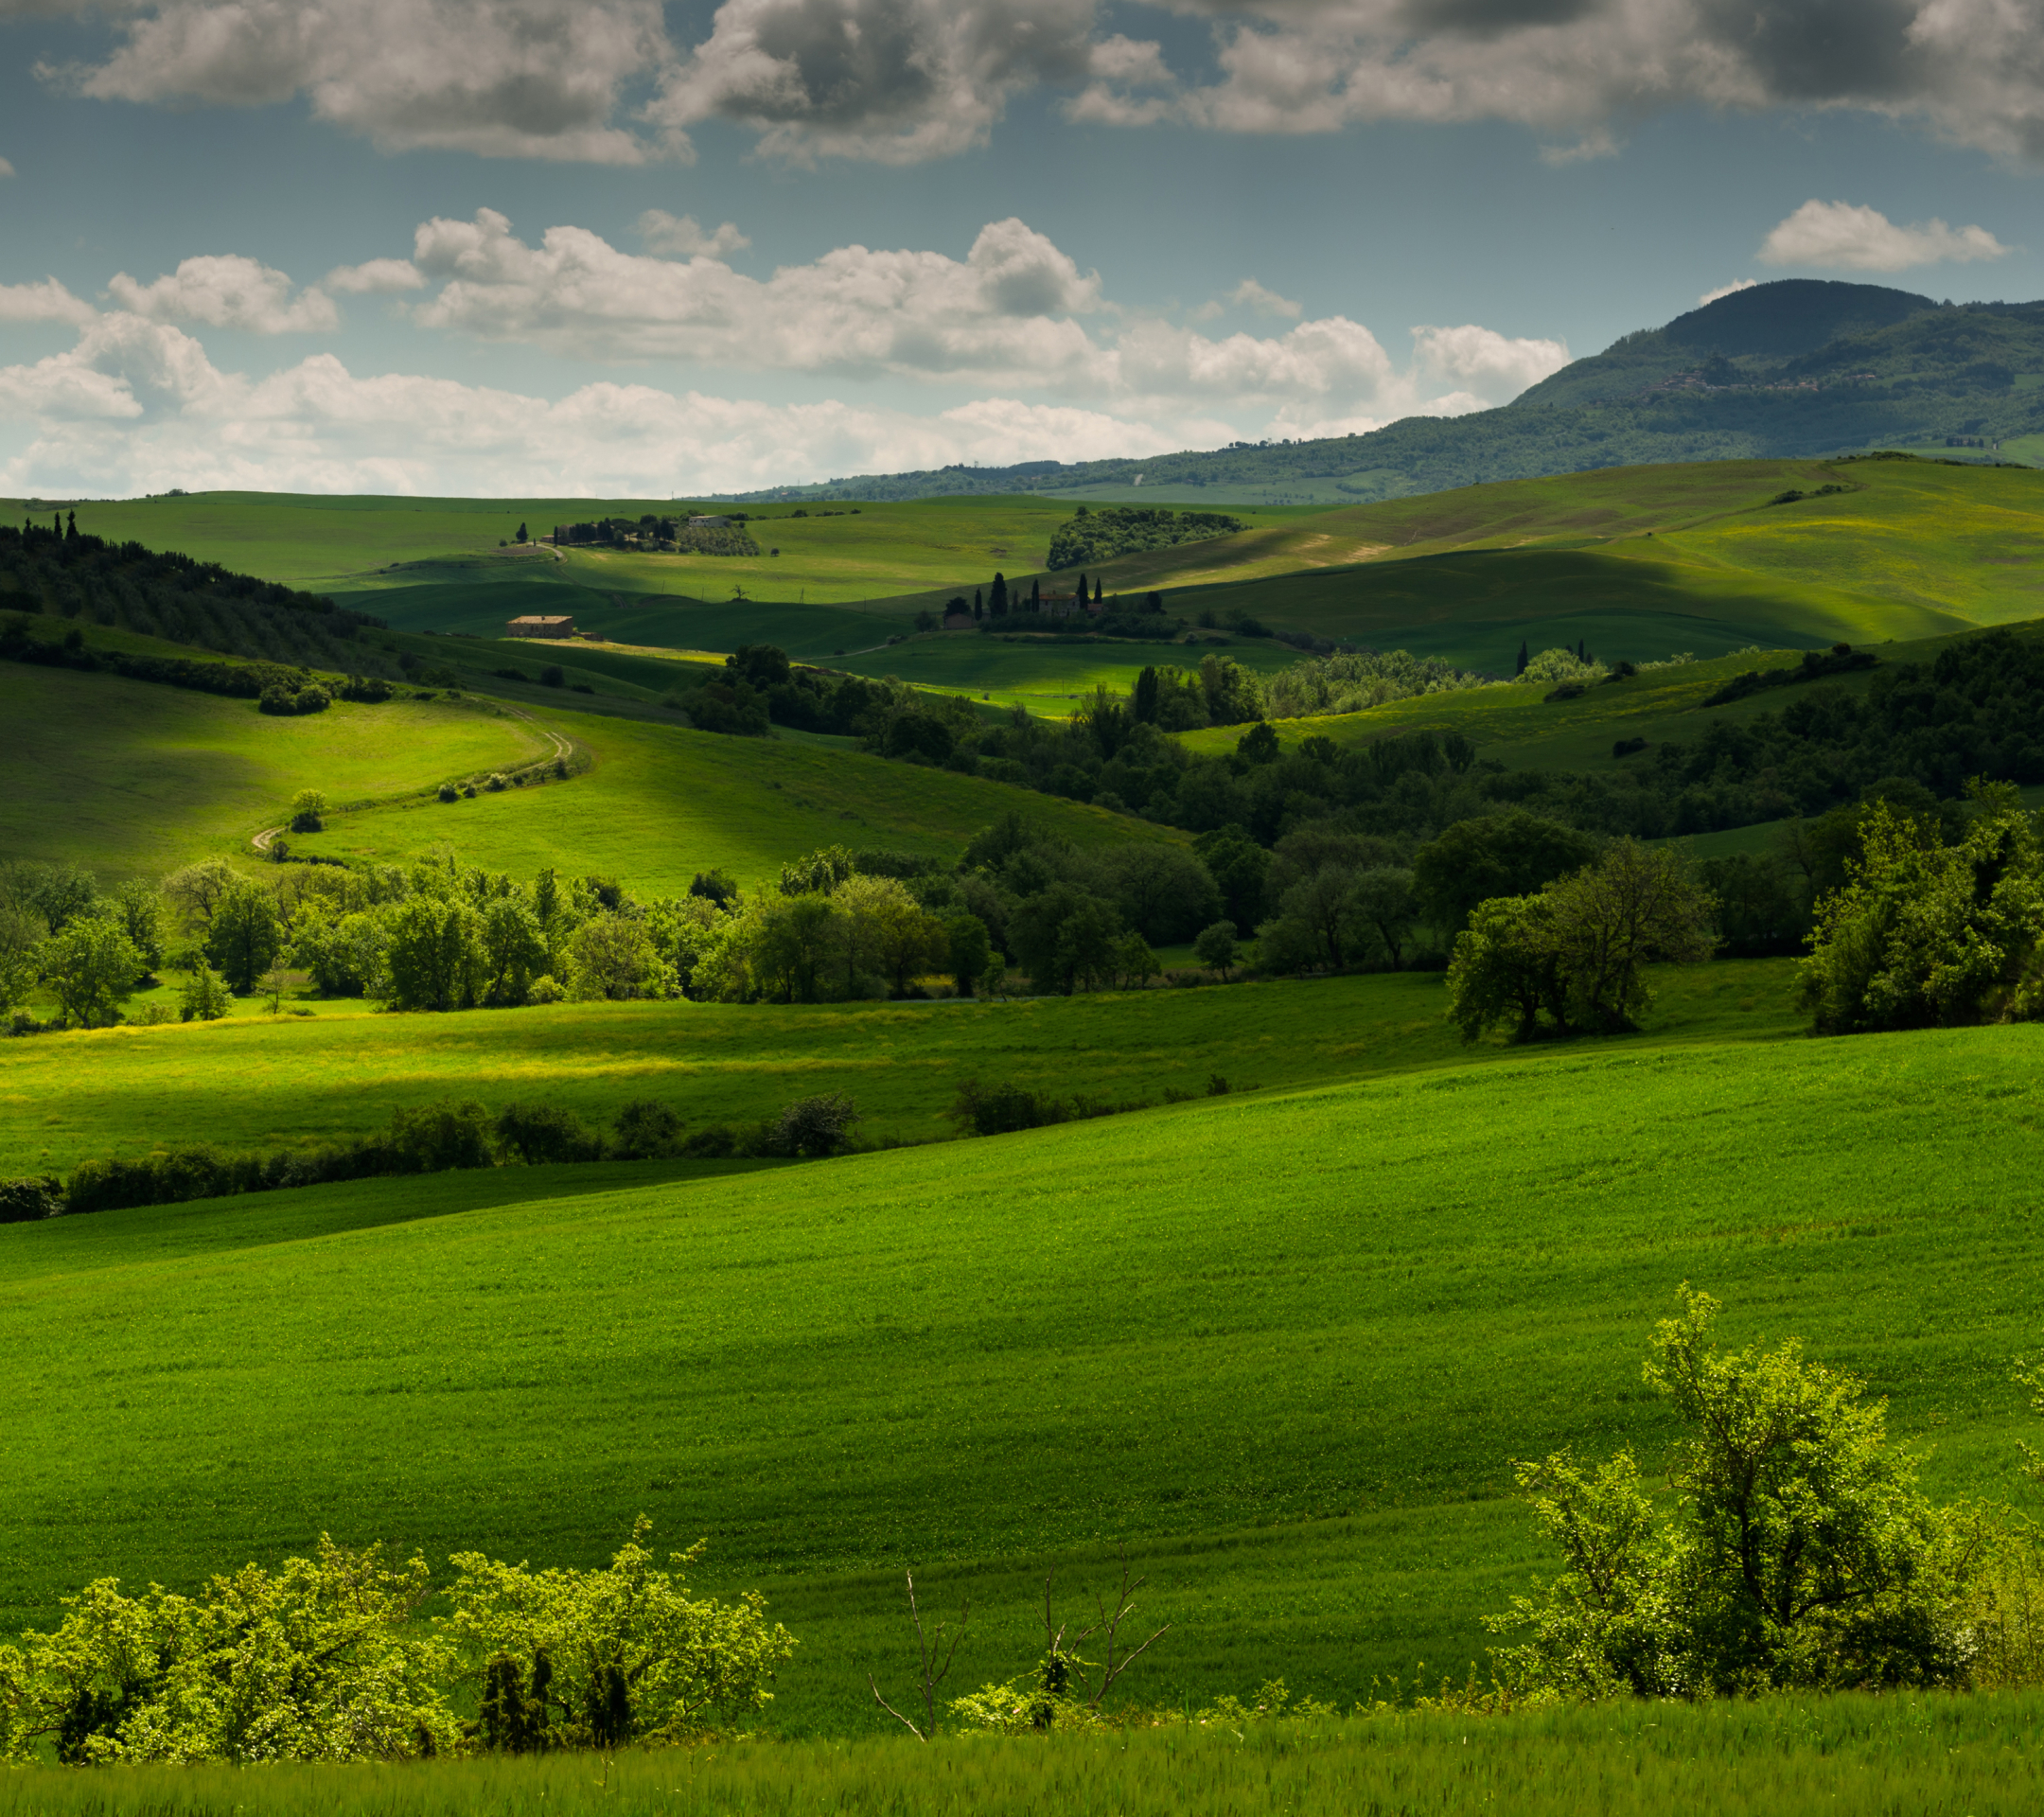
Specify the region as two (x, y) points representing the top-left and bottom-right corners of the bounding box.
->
(1515, 640), (1528, 676)
(1577, 638), (1586, 662)
(973, 589), (983, 620)
(990, 572), (1008, 616)
(1075, 571), (1086, 607)
(1093, 577), (1103, 604)
(1031, 577), (1041, 610)
(65, 510), (79, 541)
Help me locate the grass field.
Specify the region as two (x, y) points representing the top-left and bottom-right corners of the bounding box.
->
(0, 961), (1801, 1175)
(4, 970), (2041, 1734)
(5, 1694), (2044, 1815)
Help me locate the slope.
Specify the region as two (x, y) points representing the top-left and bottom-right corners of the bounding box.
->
(1, 1003), (2038, 1735)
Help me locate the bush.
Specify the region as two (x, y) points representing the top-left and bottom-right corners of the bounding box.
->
(612, 1100), (683, 1159)
(388, 1100), (494, 1173)
(289, 786), (328, 833)
(526, 972), (564, 1004)
(1193, 919), (1240, 979)
(950, 1079), (1069, 1137)
(0, 1177), (62, 1223)
(485, 772), (507, 792)
(774, 1093), (861, 1157)
(678, 1124), (739, 1159)
(540, 664), (564, 687)
(494, 1103), (603, 1164)
(437, 781), (460, 802)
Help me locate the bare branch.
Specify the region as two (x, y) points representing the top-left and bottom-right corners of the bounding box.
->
(871, 1569), (967, 1742)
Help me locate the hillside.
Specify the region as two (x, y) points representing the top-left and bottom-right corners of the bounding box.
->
(707, 282), (2044, 507)
(2, 993), (2038, 1734)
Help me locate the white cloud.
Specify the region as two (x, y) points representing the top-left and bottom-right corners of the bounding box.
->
(105, 255), (340, 332)
(1698, 277), (1758, 306)
(0, 312), (1184, 498)
(326, 257), (427, 294)
(0, 277), (97, 326)
(637, 211), (750, 258)
(648, 0), (1098, 165)
(1229, 278), (1303, 319)
(407, 209), (1107, 381)
(0, 157), (15, 179)
(1412, 322), (1571, 397)
(1756, 199), (2010, 272)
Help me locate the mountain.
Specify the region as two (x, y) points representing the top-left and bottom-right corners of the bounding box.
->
(724, 281), (2044, 505)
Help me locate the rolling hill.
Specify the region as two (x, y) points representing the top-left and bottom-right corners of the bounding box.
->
(707, 281), (2044, 508)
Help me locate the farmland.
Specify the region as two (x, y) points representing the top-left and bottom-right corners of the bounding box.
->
(1, 1004), (2039, 1737)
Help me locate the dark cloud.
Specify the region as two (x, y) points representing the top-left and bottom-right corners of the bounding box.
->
(1698, 0), (1920, 101)
(1398, 0), (1606, 39)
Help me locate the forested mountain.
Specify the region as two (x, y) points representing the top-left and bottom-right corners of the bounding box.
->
(728, 281), (2044, 505)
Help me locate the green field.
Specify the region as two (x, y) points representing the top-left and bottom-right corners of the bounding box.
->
(0, 961), (1799, 1176)
(5, 1693), (2044, 1816)
(2, 993), (2040, 1734)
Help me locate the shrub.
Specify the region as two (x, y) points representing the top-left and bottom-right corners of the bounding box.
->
(258, 683), (295, 714)
(293, 684), (330, 714)
(612, 1100), (683, 1159)
(526, 972), (564, 1004)
(0, 1177), (62, 1224)
(540, 665), (564, 687)
(774, 1093), (861, 1157)
(949, 1079), (1068, 1137)
(485, 772), (508, 792)
(494, 1103), (603, 1164)
(437, 782), (460, 803)
(1193, 919), (1240, 979)
(678, 1124), (738, 1159)
(387, 1100), (494, 1173)
(289, 787), (328, 833)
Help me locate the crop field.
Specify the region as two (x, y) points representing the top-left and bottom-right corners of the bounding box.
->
(0, 961), (1801, 1175)
(1, 1004), (2040, 1736)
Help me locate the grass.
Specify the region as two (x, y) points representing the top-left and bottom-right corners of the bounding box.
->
(5, 1694), (2044, 1814)
(0, 960), (1802, 1175)
(0, 653), (544, 878)
(4, 971), (2041, 1734)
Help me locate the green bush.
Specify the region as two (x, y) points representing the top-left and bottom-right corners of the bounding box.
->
(611, 1100), (683, 1159)
(494, 1103), (603, 1165)
(950, 1079), (1069, 1137)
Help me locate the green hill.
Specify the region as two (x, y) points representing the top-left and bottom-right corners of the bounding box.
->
(2, 984), (2038, 1733)
(706, 282), (2044, 509)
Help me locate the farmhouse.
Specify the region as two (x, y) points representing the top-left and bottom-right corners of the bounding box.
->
(688, 515), (731, 529)
(506, 615), (576, 639)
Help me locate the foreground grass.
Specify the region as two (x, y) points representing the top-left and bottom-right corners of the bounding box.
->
(0, 961), (1800, 1174)
(2, 1000), (2039, 1732)
(5, 1695), (2044, 1815)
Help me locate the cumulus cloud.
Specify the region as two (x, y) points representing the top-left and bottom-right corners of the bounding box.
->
(637, 211), (751, 258)
(406, 209), (1107, 381)
(326, 257), (428, 294)
(105, 255), (340, 332)
(1698, 277), (1758, 305)
(0, 311), (1186, 498)
(647, 0), (1098, 164)
(1412, 321), (1571, 396)
(41, 0), (669, 162)
(1229, 278), (1303, 319)
(1756, 198), (2010, 271)
(0, 277), (97, 326)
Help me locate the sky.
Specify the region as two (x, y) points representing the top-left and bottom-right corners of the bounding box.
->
(3, 0), (2042, 500)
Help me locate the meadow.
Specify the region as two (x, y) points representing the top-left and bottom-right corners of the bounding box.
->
(3, 1695), (2044, 1816)
(0, 961), (1801, 1175)
(2, 992), (2040, 1735)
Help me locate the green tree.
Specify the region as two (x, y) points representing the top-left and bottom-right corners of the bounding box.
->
(1490, 1289), (1984, 1698)
(161, 857), (239, 929)
(1193, 919), (1240, 979)
(1348, 866), (1418, 969)
(1799, 785), (2044, 1034)
(205, 882), (285, 994)
(566, 913), (676, 1002)
(1414, 811), (1599, 934)
(108, 879), (166, 973)
(0, 906), (42, 1014)
(1544, 838), (1718, 1032)
(481, 897), (550, 1005)
(1112, 929), (1160, 989)
(1257, 866), (1361, 974)
(943, 911), (992, 997)
(438, 1519), (795, 1750)
(1193, 825), (1270, 930)
(1101, 844), (1222, 944)
(290, 787), (329, 833)
(179, 962), (232, 1022)
(42, 915), (143, 1027)
(1444, 894), (1568, 1043)
(382, 894), (488, 1012)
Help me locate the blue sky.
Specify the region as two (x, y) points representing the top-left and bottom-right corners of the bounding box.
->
(3, 0), (2040, 498)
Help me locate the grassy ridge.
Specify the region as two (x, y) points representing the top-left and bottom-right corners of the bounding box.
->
(3, 997), (2040, 1732)
(3, 1695), (2044, 1815)
(0, 961), (1799, 1175)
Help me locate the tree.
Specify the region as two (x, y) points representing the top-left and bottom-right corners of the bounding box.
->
(1444, 894), (1568, 1043)
(515, 521), (529, 543)
(1489, 1288), (1983, 1699)
(1515, 639), (1528, 677)
(0, 858), (97, 935)
(481, 897), (550, 1005)
(1544, 838), (1718, 1032)
(1413, 811), (1600, 934)
(566, 913), (676, 1001)
(0, 907), (40, 1015)
(108, 879), (166, 973)
(1009, 884), (1119, 995)
(42, 915), (143, 1027)
(179, 962), (231, 1022)
(1799, 785), (2044, 1035)
(943, 911), (992, 997)
(973, 589), (983, 620)
(1349, 866), (1418, 969)
(162, 857), (239, 929)
(990, 572), (1008, 617)
(1030, 577), (1041, 610)
(1133, 666), (1160, 725)
(205, 882), (285, 994)
(1235, 721), (1279, 766)
(1194, 919), (1240, 979)
(1258, 866), (1361, 973)
(1193, 825), (1269, 930)
(1197, 653), (1260, 727)
(382, 894), (488, 1012)
(439, 1520), (795, 1749)
(1112, 930), (1160, 989)
(775, 1092), (861, 1156)
(290, 787), (328, 833)
(1099, 844), (1222, 944)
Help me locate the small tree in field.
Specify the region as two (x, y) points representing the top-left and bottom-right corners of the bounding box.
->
(1489, 1287), (1985, 1699)
(43, 915), (144, 1028)
(1193, 919), (1239, 979)
(290, 788), (329, 833)
(180, 962), (231, 1022)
